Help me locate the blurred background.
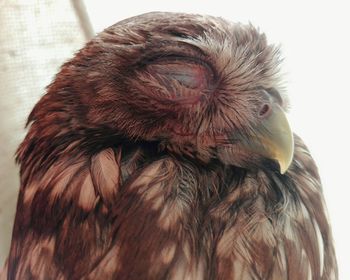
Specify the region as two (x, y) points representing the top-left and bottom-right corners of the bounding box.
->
(0, 0), (349, 278)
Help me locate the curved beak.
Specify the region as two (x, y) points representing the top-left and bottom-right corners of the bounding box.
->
(243, 104), (294, 174)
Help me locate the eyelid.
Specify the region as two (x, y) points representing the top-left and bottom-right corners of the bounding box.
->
(147, 57), (215, 89)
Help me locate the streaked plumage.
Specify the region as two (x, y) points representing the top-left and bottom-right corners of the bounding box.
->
(1, 12), (337, 279)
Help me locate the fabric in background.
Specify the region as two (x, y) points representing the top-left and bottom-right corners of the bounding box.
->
(0, 0), (88, 266)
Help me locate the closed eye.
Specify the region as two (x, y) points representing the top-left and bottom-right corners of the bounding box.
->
(147, 58), (215, 90)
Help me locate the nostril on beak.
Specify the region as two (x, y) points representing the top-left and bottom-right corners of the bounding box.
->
(259, 103), (272, 118)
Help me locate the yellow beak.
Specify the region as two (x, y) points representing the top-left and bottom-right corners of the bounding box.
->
(244, 104), (294, 174)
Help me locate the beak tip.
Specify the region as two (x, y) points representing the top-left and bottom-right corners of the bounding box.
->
(277, 150), (294, 174)
(279, 164), (288, 174)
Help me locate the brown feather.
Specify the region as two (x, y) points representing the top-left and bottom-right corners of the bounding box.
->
(2, 12), (337, 280)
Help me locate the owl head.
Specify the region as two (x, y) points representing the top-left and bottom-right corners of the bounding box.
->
(28, 12), (293, 173)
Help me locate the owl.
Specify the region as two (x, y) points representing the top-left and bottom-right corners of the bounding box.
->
(1, 12), (337, 280)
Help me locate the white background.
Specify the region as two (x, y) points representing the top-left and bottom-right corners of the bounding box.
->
(84, 1), (350, 278)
